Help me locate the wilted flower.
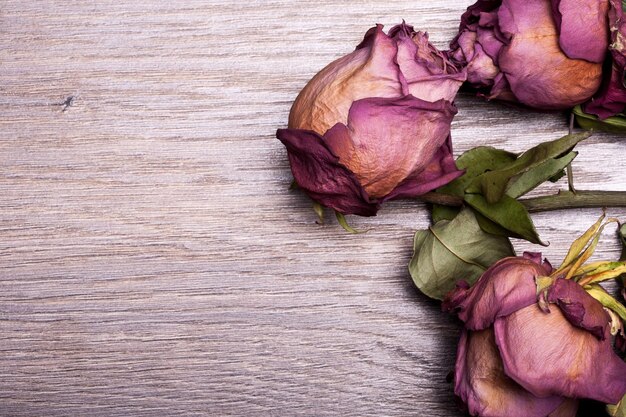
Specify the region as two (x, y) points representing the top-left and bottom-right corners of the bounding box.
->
(277, 23), (466, 216)
(448, 0), (609, 110)
(444, 252), (626, 417)
(583, 0), (626, 119)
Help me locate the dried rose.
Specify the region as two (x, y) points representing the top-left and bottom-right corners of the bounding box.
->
(448, 0), (609, 110)
(444, 254), (626, 417)
(277, 23), (466, 216)
(583, 0), (626, 119)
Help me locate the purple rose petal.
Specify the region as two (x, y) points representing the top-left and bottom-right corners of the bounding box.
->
(276, 128), (378, 216)
(495, 302), (626, 404)
(443, 257), (548, 331)
(551, 0), (609, 63)
(455, 328), (568, 417)
(324, 96), (457, 199)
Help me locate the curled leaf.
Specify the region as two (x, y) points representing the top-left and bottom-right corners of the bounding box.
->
(585, 284), (626, 324)
(335, 211), (366, 234)
(574, 105), (626, 133)
(506, 152), (577, 199)
(464, 194), (545, 245)
(432, 147), (518, 223)
(474, 132), (591, 203)
(554, 213), (606, 276)
(409, 208), (514, 300)
(313, 202), (325, 224)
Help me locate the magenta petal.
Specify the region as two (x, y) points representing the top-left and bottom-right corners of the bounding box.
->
(546, 278), (609, 340)
(486, 72), (517, 103)
(289, 23), (403, 135)
(496, 0), (519, 40)
(583, 0), (626, 118)
(390, 25), (466, 102)
(552, 0), (609, 63)
(583, 63), (626, 118)
(443, 257), (548, 330)
(522, 252), (543, 265)
(384, 135), (463, 201)
(496, 0), (598, 109)
(466, 37), (501, 86)
(522, 252), (553, 274)
(455, 328), (567, 417)
(550, 0), (562, 29)
(495, 304), (626, 404)
(276, 128), (379, 216)
(454, 0), (503, 38)
(476, 26), (504, 62)
(331, 96), (457, 199)
(448, 3), (504, 90)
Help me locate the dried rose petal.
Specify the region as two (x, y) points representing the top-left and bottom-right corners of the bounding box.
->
(446, 255), (626, 413)
(583, 0), (626, 119)
(278, 23), (466, 216)
(449, 0), (606, 110)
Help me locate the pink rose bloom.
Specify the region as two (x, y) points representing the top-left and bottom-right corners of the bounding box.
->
(444, 254), (626, 417)
(448, 0), (609, 110)
(277, 23), (466, 216)
(584, 0), (626, 119)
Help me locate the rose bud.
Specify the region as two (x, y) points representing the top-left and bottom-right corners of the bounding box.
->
(444, 253), (626, 417)
(277, 23), (466, 216)
(583, 0), (626, 119)
(448, 0), (609, 110)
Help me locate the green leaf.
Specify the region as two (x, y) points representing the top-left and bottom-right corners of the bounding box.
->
(409, 208), (515, 300)
(573, 105), (626, 133)
(432, 138), (584, 243)
(506, 152), (577, 199)
(431, 204), (460, 223)
(432, 146), (517, 224)
(335, 211), (366, 234)
(470, 132), (591, 203)
(313, 202), (325, 224)
(473, 211), (513, 237)
(464, 193), (545, 245)
(438, 146), (518, 198)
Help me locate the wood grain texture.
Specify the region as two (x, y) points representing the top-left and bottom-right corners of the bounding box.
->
(0, 1), (624, 416)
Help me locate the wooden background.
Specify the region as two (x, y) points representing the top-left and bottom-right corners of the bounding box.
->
(1, 1), (625, 415)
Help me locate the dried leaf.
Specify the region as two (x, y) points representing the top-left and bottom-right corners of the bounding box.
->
(573, 105), (626, 133)
(464, 194), (545, 245)
(409, 208), (514, 300)
(432, 146), (517, 223)
(335, 211), (366, 234)
(506, 152), (577, 199)
(472, 132), (591, 203)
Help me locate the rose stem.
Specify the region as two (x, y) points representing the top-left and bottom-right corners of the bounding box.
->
(418, 190), (626, 213)
(522, 191), (626, 212)
(566, 114), (576, 193)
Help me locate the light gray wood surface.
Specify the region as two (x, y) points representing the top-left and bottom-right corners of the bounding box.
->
(1, 1), (625, 416)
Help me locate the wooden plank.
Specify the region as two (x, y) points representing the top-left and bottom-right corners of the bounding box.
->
(0, 1), (624, 415)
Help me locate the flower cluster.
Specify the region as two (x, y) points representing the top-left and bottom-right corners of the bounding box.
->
(277, 2), (626, 416)
(447, 0), (608, 110)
